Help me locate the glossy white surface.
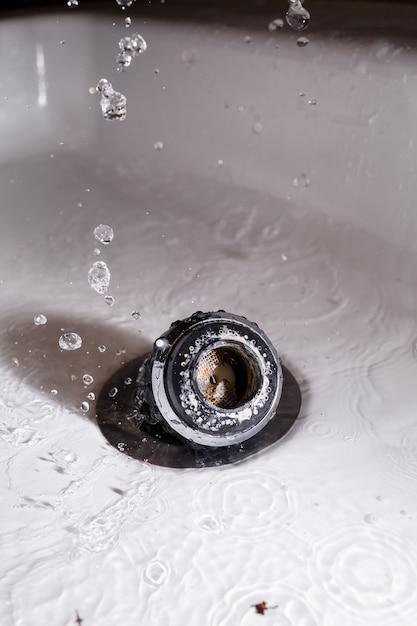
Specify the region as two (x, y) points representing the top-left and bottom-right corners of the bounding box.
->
(1, 3), (417, 625)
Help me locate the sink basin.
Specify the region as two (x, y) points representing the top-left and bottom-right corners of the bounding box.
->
(1, 2), (417, 624)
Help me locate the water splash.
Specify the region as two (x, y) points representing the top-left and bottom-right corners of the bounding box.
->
(59, 332), (82, 351)
(88, 261), (111, 295)
(96, 79), (127, 121)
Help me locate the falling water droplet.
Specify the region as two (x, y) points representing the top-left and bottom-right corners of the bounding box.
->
(124, 377), (132, 385)
(252, 122), (263, 134)
(83, 374), (94, 385)
(12, 357), (19, 367)
(154, 141), (164, 150)
(88, 261), (111, 295)
(297, 36), (310, 47)
(286, 1), (310, 31)
(93, 248), (101, 256)
(108, 387), (118, 398)
(293, 173), (310, 188)
(50, 389), (58, 395)
(94, 224), (114, 245)
(67, 0), (79, 6)
(96, 79), (127, 121)
(87, 392), (96, 401)
(34, 314), (48, 326)
(268, 18), (284, 31)
(125, 16), (131, 27)
(116, 0), (135, 7)
(244, 35), (252, 44)
(104, 295), (115, 306)
(59, 332), (82, 351)
(119, 34), (147, 54)
(80, 401), (89, 413)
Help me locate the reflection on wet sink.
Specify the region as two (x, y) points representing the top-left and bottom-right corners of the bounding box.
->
(0, 1), (417, 625)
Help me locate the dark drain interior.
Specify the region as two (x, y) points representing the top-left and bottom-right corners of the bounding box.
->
(196, 345), (258, 409)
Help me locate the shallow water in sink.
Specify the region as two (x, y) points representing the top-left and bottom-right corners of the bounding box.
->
(1, 3), (417, 625)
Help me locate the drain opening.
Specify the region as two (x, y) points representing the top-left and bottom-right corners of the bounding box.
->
(195, 345), (259, 409)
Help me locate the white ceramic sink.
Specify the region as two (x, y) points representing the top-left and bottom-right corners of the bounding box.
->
(1, 2), (417, 624)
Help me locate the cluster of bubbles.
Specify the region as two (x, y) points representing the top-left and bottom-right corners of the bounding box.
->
(96, 78), (127, 121)
(117, 34), (147, 71)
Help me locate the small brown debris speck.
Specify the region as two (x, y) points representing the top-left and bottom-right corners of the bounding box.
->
(254, 601), (268, 615)
(75, 610), (83, 625)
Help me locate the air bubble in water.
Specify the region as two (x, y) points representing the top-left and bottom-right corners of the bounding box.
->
(80, 401), (89, 413)
(93, 248), (101, 256)
(96, 79), (127, 121)
(108, 387), (118, 398)
(34, 314), (48, 326)
(83, 374), (94, 385)
(87, 392), (96, 401)
(98, 345), (106, 353)
(297, 36), (310, 47)
(94, 224), (114, 245)
(293, 173), (310, 188)
(88, 261), (111, 295)
(59, 332), (82, 351)
(268, 18), (284, 31)
(154, 141), (164, 150)
(104, 295), (115, 306)
(124, 377), (132, 385)
(131, 311), (141, 320)
(286, 1), (310, 31)
(125, 16), (132, 27)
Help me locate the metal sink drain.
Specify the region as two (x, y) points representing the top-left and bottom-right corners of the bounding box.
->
(135, 310), (283, 447)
